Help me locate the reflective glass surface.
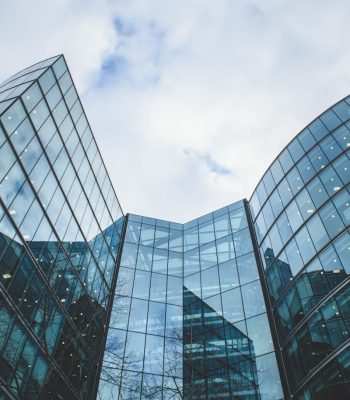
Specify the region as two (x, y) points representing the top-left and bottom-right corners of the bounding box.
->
(100, 202), (283, 400)
(250, 95), (350, 398)
(6, 54), (350, 400)
(0, 56), (124, 399)
(99, 215), (183, 400)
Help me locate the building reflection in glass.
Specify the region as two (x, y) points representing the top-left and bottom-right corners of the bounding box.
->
(0, 55), (124, 399)
(99, 202), (284, 400)
(0, 218), (123, 399)
(264, 247), (350, 396)
(184, 286), (260, 399)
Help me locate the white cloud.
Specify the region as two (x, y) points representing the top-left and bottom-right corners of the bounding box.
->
(2, 1), (350, 221)
(0, 0), (117, 91)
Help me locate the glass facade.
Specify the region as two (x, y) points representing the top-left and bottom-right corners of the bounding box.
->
(250, 96), (350, 399)
(2, 55), (350, 400)
(0, 56), (123, 399)
(98, 215), (183, 399)
(98, 202), (284, 400)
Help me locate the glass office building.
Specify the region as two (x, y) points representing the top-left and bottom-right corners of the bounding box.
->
(250, 98), (350, 399)
(98, 203), (283, 400)
(0, 56), (123, 400)
(1, 56), (350, 400)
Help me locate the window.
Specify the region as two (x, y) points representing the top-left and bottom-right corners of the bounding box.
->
(295, 228), (315, 264)
(299, 128), (316, 151)
(307, 214), (329, 251)
(133, 269), (151, 300)
(297, 156), (316, 182)
(279, 148), (294, 172)
(296, 190), (315, 220)
(309, 119), (328, 142)
(246, 314), (274, 356)
(333, 154), (350, 185)
(233, 228), (253, 257)
(288, 138), (304, 162)
(270, 159), (284, 183)
(308, 145), (328, 172)
(219, 259), (239, 290)
(221, 287), (244, 323)
(237, 252), (260, 285)
(286, 201), (303, 232)
(333, 189), (350, 225)
(320, 135), (342, 161)
(319, 202), (344, 238)
(241, 280), (266, 318)
(201, 265), (220, 298)
(307, 177), (328, 208)
(319, 165), (343, 195)
(320, 109), (342, 131)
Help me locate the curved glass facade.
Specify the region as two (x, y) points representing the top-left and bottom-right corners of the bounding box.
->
(250, 97), (350, 398)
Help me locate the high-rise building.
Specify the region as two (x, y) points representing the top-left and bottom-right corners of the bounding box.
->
(0, 56), (123, 400)
(98, 204), (283, 400)
(250, 99), (350, 400)
(0, 56), (349, 400)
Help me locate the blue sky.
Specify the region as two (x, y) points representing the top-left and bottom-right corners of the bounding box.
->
(1, 0), (350, 221)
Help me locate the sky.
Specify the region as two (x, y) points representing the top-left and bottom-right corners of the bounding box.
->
(1, 0), (350, 222)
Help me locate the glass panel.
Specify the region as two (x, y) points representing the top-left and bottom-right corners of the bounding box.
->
(221, 287), (244, 323)
(133, 269), (151, 300)
(246, 314), (274, 356)
(1, 100), (26, 134)
(120, 243), (138, 267)
(128, 298), (148, 332)
(334, 189), (350, 225)
(124, 332), (145, 371)
(333, 154), (350, 185)
(308, 118), (328, 141)
(286, 167), (303, 195)
(167, 275), (182, 306)
(279, 148), (293, 172)
(241, 280), (266, 318)
(295, 227), (315, 264)
(320, 135), (342, 161)
(22, 83), (42, 112)
(256, 353), (284, 400)
(297, 155), (316, 182)
(270, 159), (284, 184)
(288, 138), (304, 162)
(147, 301), (166, 336)
(320, 109), (342, 131)
(144, 334), (164, 374)
(298, 128), (316, 151)
(286, 201), (303, 232)
(233, 228), (253, 257)
(308, 146), (328, 171)
(237, 252), (260, 285)
(319, 165), (342, 195)
(219, 259), (239, 291)
(201, 266), (220, 298)
(307, 177), (328, 208)
(150, 273), (167, 303)
(319, 202), (344, 238)
(276, 212), (293, 244)
(333, 124), (350, 150)
(307, 214), (329, 251)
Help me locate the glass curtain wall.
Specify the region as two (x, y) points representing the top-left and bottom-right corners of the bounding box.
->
(0, 56), (123, 400)
(250, 96), (350, 399)
(183, 201), (283, 400)
(100, 202), (284, 400)
(98, 214), (183, 400)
